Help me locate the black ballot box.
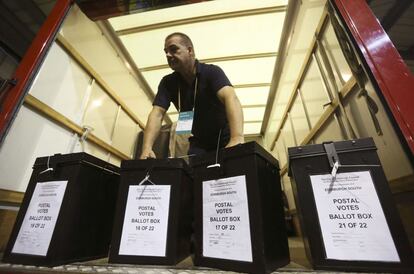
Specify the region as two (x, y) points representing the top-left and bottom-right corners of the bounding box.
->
(288, 138), (413, 272)
(3, 153), (120, 266)
(109, 158), (193, 265)
(191, 142), (290, 274)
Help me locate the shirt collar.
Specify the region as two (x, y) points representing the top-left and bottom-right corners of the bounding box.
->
(175, 59), (201, 84)
(195, 59), (202, 76)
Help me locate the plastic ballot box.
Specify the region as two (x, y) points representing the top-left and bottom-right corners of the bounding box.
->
(3, 153), (120, 266)
(288, 138), (413, 272)
(191, 142), (290, 274)
(109, 158), (193, 265)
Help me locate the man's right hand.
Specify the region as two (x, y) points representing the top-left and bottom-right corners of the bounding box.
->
(140, 148), (156, 159)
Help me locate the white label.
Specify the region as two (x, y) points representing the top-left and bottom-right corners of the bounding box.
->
(12, 181), (68, 256)
(310, 171), (400, 262)
(119, 185), (171, 257)
(202, 175), (252, 262)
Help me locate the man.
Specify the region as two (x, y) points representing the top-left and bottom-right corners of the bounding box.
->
(140, 32), (244, 159)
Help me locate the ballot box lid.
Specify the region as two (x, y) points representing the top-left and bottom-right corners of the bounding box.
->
(121, 158), (191, 174)
(191, 141), (279, 169)
(288, 138), (376, 160)
(33, 152), (119, 173)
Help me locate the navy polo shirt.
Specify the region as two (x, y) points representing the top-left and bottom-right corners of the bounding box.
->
(153, 61), (232, 150)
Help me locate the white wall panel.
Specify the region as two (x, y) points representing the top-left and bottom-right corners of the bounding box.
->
(275, 134), (288, 168)
(213, 58), (276, 86)
(60, 5), (153, 122)
(109, 155), (122, 166)
(264, 0), (326, 151)
(290, 96), (310, 144)
(142, 58), (276, 89)
(344, 87), (413, 181)
(168, 113), (179, 123)
(270, 145), (280, 161)
(245, 135), (263, 146)
(82, 142), (111, 163)
(243, 107), (265, 122)
(244, 123), (262, 135)
(281, 120), (296, 152)
(29, 43), (91, 122)
(0, 106), (73, 192)
(112, 110), (140, 157)
(312, 115), (343, 143)
(235, 87), (269, 106)
(142, 69), (171, 95)
(82, 84), (119, 143)
(321, 24), (353, 88)
(265, 82), (295, 147)
(299, 61), (331, 127)
(282, 174), (296, 210)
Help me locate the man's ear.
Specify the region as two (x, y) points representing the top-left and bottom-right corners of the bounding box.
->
(188, 46), (195, 57)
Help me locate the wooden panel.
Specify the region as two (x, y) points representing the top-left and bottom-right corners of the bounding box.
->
(393, 190), (414, 251)
(0, 189), (23, 204)
(389, 174), (414, 194)
(0, 209), (18, 252)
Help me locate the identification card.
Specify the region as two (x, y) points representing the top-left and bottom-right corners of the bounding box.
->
(176, 111), (194, 135)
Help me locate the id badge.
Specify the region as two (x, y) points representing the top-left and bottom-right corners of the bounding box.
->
(176, 111), (194, 135)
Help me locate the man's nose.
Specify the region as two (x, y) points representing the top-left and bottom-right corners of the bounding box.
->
(166, 51), (172, 58)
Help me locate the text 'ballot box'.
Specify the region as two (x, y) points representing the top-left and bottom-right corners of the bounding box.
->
(109, 158), (193, 265)
(288, 138), (413, 272)
(3, 153), (120, 266)
(192, 142), (290, 274)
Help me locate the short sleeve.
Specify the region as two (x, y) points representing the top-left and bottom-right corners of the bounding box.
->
(208, 65), (232, 93)
(153, 76), (171, 110)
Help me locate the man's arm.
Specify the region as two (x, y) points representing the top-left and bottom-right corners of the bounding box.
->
(217, 86), (244, 147)
(140, 105), (167, 159)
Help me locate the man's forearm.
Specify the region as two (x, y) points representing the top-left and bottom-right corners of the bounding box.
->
(141, 107), (165, 157)
(226, 95), (244, 140)
(222, 88), (244, 145)
(142, 123), (161, 151)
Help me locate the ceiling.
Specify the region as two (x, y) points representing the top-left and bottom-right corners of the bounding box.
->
(107, 0), (288, 136)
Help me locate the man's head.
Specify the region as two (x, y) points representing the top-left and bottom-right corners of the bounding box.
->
(164, 32), (195, 72)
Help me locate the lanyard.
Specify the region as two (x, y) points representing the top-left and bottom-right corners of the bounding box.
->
(178, 76), (198, 112)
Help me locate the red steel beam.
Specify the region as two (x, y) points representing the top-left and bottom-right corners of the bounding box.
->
(0, 0), (74, 145)
(333, 0), (414, 155)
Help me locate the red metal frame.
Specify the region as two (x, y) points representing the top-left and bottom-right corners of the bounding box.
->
(0, 0), (74, 145)
(333, 0), (414, 154)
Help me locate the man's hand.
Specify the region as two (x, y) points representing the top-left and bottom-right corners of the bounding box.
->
(140, 148), (156, 159)
(225, 136), (244, 148)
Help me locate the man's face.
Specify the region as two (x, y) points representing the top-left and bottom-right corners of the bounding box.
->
(164, 36), (193, 71)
